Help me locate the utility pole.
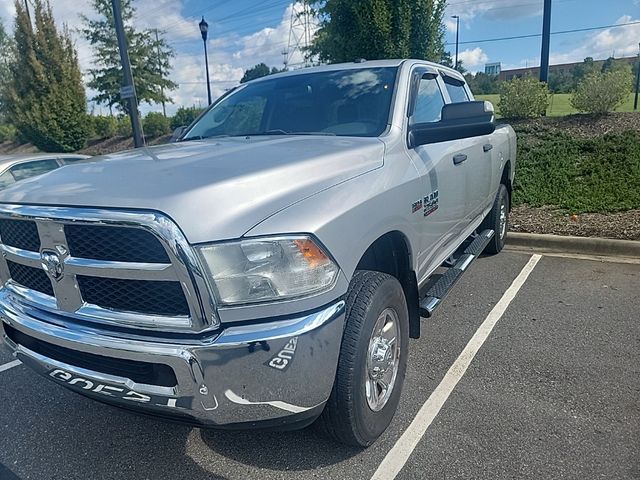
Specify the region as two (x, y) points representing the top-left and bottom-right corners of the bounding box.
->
(154, 29), (167, 117)
(111, 0), (144, 147)
(539, 0), (552, 83)
(635, 42), (640, 111)
(23, 0), (31, 22)
(452, 15), (460, 70)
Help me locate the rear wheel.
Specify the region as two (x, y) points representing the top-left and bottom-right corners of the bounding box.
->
(481, 184), (510, 254)
(317, 270), (409, 447)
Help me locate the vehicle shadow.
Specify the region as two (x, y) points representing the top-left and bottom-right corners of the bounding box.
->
(198, 425), (362, 471)
(0, 371), (360, 479)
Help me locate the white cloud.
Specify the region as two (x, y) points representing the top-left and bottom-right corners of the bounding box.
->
(458, 47), (489, 70)
(500, 15), (640, 69)
(447, 0), (542, 22)
(550, 15), (640, 63)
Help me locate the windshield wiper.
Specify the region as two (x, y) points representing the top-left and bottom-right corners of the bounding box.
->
(181, 134), (233, 141)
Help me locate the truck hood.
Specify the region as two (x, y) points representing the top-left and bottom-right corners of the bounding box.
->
(0, 136), (384, 242)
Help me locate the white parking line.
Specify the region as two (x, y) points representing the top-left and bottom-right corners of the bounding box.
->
(371, 254), (542, 480)
(0, 359), (21, 373)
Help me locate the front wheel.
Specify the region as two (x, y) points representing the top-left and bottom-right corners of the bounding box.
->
(481, 184), (510, 254)
(317, 270), (409, 447)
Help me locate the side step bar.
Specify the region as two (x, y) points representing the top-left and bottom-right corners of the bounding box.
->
(419, 229), (495, 318)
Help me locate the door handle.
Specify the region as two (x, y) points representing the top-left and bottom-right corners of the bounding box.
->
(453, 154), (467, 165)
(483, 143), (493, 152)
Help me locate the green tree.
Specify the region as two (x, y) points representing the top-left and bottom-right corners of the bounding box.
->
(571, 69), (633, 114)
(0, 21), (14, 118)
(310, 0), (446, 63)
(6, 0), (88, 151)
(170, 106), (204, 129)
(240, 63), (283, 83)
(143, 111), (170, 137)
(81, 0), (177, 113)
(465, 72), (499, 95)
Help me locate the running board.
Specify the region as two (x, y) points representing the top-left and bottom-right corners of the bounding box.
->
(419, 229), (495, 318)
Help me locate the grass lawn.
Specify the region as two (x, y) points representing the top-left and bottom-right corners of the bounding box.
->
(476, 93), (638, 117)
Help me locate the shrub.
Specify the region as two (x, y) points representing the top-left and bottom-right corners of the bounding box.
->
(143, 112), (170, 138)
(170, 106), (204, 130)
(0, 124), (16, 143)
(116, 116), (132, 137)
(90, 115), (118, 139)
(570, 68), (633, 114)
(498, 76), (550, 118)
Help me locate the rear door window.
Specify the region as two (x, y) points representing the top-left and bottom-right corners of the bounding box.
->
(0, 170), (15, 189)
(443, 76), (469, 103)
(10, 159), (59, 181)
(60, 157), (90, 165)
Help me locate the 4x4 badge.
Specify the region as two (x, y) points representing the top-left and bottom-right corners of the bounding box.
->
(41, 250), (64, 281)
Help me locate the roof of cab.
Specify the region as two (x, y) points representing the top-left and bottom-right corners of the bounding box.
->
(247, 59), (465, 84)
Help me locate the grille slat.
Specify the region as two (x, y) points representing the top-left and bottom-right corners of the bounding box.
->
(7, 260), (54, 296)
(0, 219), (41, 252)
(77, 276), (189, 317)
(65, 224), (170, 264)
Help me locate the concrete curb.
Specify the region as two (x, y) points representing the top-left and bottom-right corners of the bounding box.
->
(506, 232), (640, 258)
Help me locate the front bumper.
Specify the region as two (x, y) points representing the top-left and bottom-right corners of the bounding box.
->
(0, 289), (345, 428)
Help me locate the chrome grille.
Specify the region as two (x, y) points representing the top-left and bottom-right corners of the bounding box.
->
(0, 219), (40, 252)
(0, 205), (218, 333)
(77, 276), (190, 316)
(65, 224), (171, 263)
(7, 260), (54, 296)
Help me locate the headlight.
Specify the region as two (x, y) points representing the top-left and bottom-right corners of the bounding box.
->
(197, 236), (339, 305)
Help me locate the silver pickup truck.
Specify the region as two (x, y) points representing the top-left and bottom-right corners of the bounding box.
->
(0, 59), (516, 446)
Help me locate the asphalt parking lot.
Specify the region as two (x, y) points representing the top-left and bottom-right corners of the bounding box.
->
(1, 250), (638, 480)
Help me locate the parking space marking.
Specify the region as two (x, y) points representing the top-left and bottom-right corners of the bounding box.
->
(0, 359), (21, 373)
(371, 254), (542, 480)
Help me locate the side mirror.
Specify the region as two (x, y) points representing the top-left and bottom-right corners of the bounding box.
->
(170, 126), (188, 143)
(408, 101), (495, 148)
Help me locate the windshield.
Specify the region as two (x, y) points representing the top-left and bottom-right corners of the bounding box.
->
(183, 67), (398, 140)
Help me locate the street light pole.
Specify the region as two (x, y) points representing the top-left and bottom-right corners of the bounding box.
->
(634, 42), (640, 111)
(452, 15), (460, 71)
(199, 17), (212, 106)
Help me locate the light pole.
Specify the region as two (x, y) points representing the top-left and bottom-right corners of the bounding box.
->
(452, 15), (460, 71)
(199, 16), (212, 105)
(634, 42), (640, 111)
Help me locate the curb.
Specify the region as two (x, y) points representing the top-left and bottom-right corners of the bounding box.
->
(506, 232), (640, 258)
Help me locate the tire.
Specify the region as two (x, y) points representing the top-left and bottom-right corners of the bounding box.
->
(316, 270), (409, 447)
(481, 184), (510, 254)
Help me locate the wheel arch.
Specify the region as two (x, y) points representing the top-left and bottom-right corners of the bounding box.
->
(354, 231), (421, 339)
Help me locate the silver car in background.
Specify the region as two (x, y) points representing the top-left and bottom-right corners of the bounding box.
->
(0, 153), (92, 190)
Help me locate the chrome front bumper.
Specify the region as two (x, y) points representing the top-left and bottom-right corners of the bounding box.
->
(0, 289), (345, 428)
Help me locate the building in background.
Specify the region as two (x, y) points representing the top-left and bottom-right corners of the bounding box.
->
(484, 62), (502, 76)
(498, 55), (636, 81)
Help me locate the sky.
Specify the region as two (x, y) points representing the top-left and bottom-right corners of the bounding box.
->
(0, 0), (638, 115)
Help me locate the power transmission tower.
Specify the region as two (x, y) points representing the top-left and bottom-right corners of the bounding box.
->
(286, 1), (316, 69)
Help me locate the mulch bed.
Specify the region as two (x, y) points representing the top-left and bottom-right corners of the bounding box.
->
(509, 205), (640, 241)
(510, 112), (640, 138)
